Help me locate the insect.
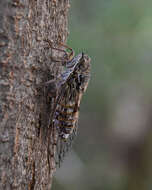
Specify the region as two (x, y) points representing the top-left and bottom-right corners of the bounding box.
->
(45, 40), (91, 164)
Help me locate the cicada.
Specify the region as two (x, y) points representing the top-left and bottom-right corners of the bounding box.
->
(45, 41), (91, 165)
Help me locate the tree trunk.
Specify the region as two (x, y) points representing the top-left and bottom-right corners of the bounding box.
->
(0, 0), (69, 189)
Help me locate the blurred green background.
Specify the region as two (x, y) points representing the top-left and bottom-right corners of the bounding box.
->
(53, 1), (152, 190)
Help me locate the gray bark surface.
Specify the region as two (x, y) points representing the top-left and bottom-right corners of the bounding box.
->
(0, 0), (69, 189)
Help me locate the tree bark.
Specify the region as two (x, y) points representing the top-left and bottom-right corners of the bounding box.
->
(0, 0), (69, 189)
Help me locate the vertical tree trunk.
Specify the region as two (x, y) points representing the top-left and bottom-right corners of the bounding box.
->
(0, 0), (69, 189)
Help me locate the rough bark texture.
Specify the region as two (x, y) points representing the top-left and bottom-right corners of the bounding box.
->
(0, 0), (69, 189)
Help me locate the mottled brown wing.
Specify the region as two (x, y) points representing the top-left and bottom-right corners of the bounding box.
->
(50, 53), (91, 165)
(50, 54), (83, 125)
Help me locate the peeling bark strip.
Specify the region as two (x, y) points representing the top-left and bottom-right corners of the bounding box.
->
(0, 0), (69, 189)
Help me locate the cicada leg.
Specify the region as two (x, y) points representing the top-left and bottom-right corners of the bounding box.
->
(59, 42), (75, 62)
(44, 39), (75, 63)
